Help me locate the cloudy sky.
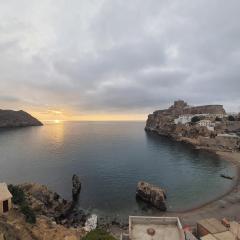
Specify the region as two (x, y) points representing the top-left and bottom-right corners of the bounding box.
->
(0, 0), (240, 121)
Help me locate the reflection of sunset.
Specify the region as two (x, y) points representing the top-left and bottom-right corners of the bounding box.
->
(53, 119), (61, 124)
(45, 121), (64, 144)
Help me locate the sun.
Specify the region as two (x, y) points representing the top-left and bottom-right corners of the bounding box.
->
(53, 119), (61, 124)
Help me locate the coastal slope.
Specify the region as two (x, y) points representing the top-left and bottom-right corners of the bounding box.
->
(0, 109), (43, 127)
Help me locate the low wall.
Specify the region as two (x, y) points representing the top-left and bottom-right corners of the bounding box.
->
(129, 216), (183, 229)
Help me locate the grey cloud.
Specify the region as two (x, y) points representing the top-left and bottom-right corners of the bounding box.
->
(0, 0), (240, 115)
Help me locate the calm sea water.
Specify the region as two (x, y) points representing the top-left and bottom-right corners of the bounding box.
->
(0, 121), (236, 221)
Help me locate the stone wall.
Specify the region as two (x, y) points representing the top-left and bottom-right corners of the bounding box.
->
(149, 100), (226, 119)
(183, 105), (226, 115)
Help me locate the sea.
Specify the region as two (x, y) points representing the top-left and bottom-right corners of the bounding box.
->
(0, 121), (236, 222)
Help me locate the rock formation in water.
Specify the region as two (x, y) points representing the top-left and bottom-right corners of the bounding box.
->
(136, 181), (167, 211)
(0, 109), (43, 127)
(72, 174), (81, 201)
(145, 100), (240, 152)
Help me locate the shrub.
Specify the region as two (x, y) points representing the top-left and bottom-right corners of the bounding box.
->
(8, 184), (36, 224)
(191, 116), (201, 123)
(8, 184), (25, 205)
(228, 115), (235, 121)
(82, 229), (117, 240)
(20, 204), (36, 224)
(215, 116), (222, 122)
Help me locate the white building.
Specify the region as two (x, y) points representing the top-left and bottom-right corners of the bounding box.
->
(0, 183), (12, 214)
(174, 115), (193, 125)
(198, 120), (215, 131)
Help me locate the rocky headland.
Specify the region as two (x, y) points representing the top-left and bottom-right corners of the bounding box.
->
(145, 100), (240, 152)
(0, 176), (91, 240)
(0, 109), (43, 128)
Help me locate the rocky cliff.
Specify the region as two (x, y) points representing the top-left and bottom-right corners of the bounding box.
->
(145, 100), (240, 152)
(0, 183), (86, 240)
(145, 100), (220, 138)
(0, 109), (43, 127)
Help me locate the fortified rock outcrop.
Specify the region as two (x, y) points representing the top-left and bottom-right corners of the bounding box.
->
(0, 109), (43, 127)
(145, 100), (240, 152)
(136, 181), (167, 211)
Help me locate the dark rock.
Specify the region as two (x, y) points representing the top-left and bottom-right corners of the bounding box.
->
(136, 181), (167, 211)
(72, 174), (81, 201)
(0, 109), (43, 127)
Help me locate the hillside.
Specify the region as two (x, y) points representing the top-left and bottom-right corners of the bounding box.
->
(0, 110), (43, 127)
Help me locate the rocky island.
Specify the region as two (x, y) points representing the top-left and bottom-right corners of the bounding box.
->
(0, 109), (43, 128)
(145, 100), (240, 152)
(136, 181), (167, 211)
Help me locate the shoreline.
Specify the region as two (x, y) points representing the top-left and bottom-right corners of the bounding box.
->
(163, 150), (240, 226)
(169, 150), (240, 214)
(109, 147), (240, 238)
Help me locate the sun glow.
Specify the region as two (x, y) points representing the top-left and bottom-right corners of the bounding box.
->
(53, 119), (61, 124)
(29, 109), (146, 122)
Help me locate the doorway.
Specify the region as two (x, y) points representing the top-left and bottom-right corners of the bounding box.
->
(3, 200), (9, 213)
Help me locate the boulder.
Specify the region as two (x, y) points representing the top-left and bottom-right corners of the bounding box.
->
(72, 175), (81, 201)
(136, 181), (167, 211)
(84, 214), (98, 232)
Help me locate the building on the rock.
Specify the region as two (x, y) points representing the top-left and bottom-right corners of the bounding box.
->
(174, 115), (193, 125)
(198, 120), (215, 131)
(0, 183), (12, 214)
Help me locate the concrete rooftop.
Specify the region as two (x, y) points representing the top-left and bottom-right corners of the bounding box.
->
(129, 216), (185, 240)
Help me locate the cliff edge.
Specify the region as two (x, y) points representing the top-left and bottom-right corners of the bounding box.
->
(0, 109), (43, 127)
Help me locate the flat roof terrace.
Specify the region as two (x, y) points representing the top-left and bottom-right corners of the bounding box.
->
(129, 216), (185, 240)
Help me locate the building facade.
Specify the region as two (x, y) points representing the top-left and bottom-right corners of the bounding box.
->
(0, 183), (12, 214)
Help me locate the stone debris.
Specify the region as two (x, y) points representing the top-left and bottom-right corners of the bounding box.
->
(84, 214), (98, 232)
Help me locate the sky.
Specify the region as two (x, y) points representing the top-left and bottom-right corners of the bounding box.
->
(0, 0), (240, 121)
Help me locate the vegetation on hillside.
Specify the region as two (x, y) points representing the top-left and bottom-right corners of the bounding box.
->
(191, 116), (201, 123)
(8, 184), (36, 224)
(228, 115), (235, 121)
(215, 116), (222, 122)
(82, 229), (117, 240)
